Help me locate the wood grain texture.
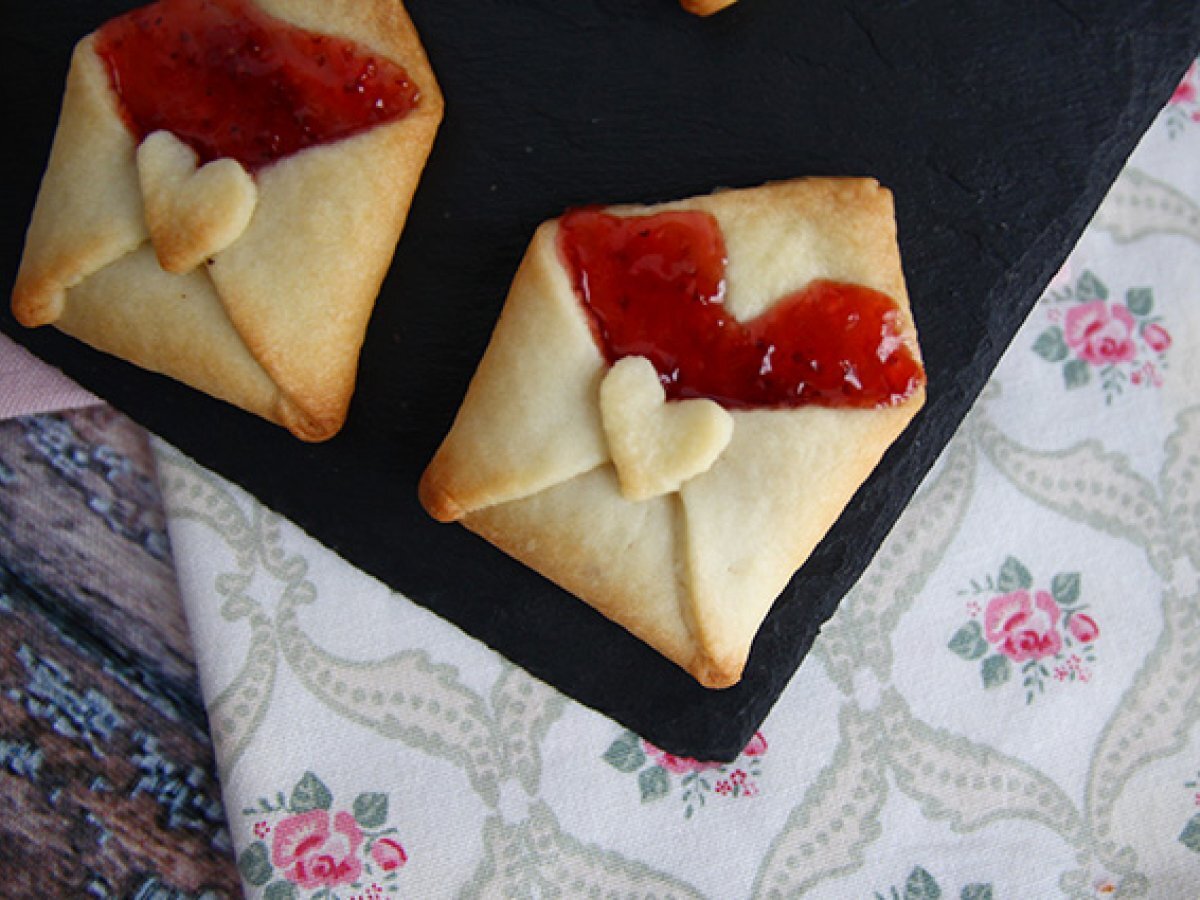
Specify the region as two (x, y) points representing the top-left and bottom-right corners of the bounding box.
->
(0, 409), (238, 898)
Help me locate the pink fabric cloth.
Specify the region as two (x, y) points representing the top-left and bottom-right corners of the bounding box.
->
(0, 332), (100, 419)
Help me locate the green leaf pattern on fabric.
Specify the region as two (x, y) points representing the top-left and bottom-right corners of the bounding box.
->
(638, 765), (670, 803)
(238, 842), (272, 888)
(602, 733), (645, 774)
(289, 771), (332, 813)
(352, 792), (389, 828)
(980, 654), (1010, 689)
(947, 621), (988, 660)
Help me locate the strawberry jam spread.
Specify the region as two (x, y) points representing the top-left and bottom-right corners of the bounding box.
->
(95, 0), (420, 172)
(558, 208), (924, 410)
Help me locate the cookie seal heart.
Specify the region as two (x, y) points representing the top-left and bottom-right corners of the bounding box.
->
(136, 129), (257, 274)
(600, 355), (734, 501)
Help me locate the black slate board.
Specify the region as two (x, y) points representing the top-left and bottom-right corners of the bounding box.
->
(3, 0), (1198, 762)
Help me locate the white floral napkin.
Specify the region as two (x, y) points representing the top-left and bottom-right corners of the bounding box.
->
(15, 56), (1193, 899)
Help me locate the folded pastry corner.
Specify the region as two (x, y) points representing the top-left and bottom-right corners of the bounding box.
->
(11, 0), (443, 441)
(680, 0), (741, 16)
(422, 177), (925, 688)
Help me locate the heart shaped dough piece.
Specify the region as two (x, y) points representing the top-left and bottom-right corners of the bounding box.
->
(137, 129), (257, 274)
(600, 355), (734, 501)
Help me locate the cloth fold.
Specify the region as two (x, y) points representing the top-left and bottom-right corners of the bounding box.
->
(0, 334), (99, 418)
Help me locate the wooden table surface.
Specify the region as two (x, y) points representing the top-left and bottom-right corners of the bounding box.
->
(0, 406), (239, 897)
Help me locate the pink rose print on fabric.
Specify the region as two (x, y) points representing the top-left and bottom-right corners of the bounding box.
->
(1034, 271), (1172, 403)
(236, 772), (409, 897)
(1063, 301), (1136, 366)
(272, 810), (363, 889)
(742, 731), (768, 757)
(641, 740), (722, 775)
(984, 589), (1063, 662)
(1167, 59), (1200, 137)
(1068, 613), (1100, 644)
(1142, 322), (1172, 354)
(949, 557), (1100, 704)
(370, 837), (408, 872)
(604, 730), (768, 817)
(1173, 63), (1198, 104)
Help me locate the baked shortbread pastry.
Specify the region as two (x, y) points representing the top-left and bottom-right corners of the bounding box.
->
(420, 178), (926, 688)
(11, 0), (443, 441)
(681, 0), (740, 15)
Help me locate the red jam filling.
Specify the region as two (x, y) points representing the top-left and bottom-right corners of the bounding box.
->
(95, 0), (420, 172)
(558, 208), (925, 410)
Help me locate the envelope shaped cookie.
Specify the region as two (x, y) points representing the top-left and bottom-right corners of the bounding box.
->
(11, 0), (443, 441)
(420, 178), (926, 688)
